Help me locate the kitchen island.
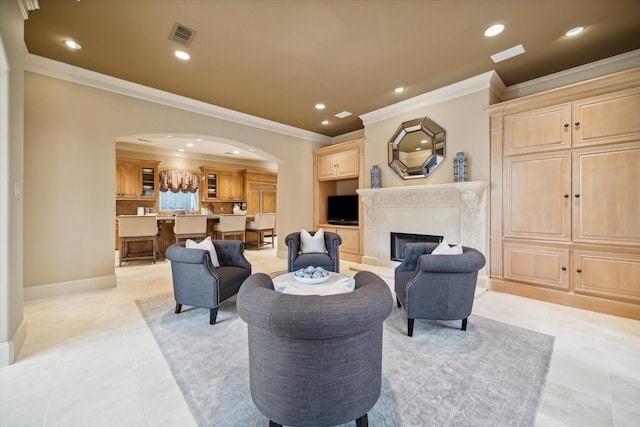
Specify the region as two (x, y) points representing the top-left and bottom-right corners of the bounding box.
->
(116, 214), (254, 260)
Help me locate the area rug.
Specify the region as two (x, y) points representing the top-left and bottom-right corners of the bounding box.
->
(136, 294), (554, 427)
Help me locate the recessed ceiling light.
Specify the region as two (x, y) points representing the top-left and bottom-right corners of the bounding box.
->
(178, 148), (185, 152)
(565, 26), (585, 37)
(232, 150), (240, 155)
(196, 138), (202, 141)
(166, 135), (173, 138)
(484, 24), (505, 37)
(186, 143), (194, 147)
(394, 87), (405, 93)
(322, 120), (329, 125)
(175, 50), (190, 60)
(315, 103), (326, 110)
(63, 39), (82, 50)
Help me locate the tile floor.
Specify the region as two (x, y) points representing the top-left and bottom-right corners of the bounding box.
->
(1, 245), (639, 426)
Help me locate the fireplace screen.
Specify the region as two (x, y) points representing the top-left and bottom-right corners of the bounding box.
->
(390, 232), (443, 261)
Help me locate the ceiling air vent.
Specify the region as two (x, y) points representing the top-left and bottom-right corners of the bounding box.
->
(169, 23), (197, 47)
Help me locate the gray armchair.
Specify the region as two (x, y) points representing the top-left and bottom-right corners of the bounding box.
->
(165, 240), (251, 325)
(285, 230), (342, 273)
(395, 242), (486, 336)
(237, 271), (392, 427)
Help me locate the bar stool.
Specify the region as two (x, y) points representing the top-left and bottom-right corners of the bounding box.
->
(245, 213), (276, 248)
(117, 215), (158, 267)
(173, 215), (208, 243)
(213, 214), (246, 241)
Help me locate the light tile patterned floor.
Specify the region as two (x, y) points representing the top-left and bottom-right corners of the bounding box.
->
(1, 245), (639, 426)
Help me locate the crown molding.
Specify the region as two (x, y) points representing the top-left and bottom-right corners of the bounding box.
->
(360, 71), (498, 126)
(331, 128), (365, 145)
(502, 49), (640, 100)
(24, 54), (331, 144)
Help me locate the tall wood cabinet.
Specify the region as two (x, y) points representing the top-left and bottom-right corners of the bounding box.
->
(313, 138), (365, 262)
(116, 157), (160, 200)
(488, 68), (640, 320)
(244, 169), (277, 215)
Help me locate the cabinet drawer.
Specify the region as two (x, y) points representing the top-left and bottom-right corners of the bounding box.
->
(503, 242), (570, 290)
(574, 250), (640, 302)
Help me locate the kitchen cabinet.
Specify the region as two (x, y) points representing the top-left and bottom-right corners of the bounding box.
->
(200, 167), (245, 202)
(244, 170), (277, 215)
(488, 68), (640, 320)
(116, 157), (159, 200)
(218, 170), (244, 201)
(313, 138), (365, 263)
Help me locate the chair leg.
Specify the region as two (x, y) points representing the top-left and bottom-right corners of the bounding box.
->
(407, 318), (414, 337)
(268, 421), (282, 427)
(461, 317), (468, 331)
(396, 296), (401, 307)
(356, 413), (369, 427)
(175, 303), (182, 314)
(210, 307), (218, 325)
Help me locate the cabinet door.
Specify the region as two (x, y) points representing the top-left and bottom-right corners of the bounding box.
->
(140, 165), (157, 200)
(336, 228), (360, 254)
(230, 172), (244, 200)
(335, 149), (359, 178)
(503, 151), (571, 241)
(318, 154), (338, 180)
(574, 250), (640, 303)
(116, 162), (139, 199)
(260, 189), (277, 213)
(218, 171), (233, 200)
(572, 142), (640, 246)
(201, 170), (218, 201)
(572, 87), (640, 147)
(503, 242), (570, 290)
(504, 103), (572, 156)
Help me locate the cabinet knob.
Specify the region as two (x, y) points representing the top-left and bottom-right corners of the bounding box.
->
(564, 194), (569, 198)
(577, 269), (582, 273)
(574, 194), (580, 198)
(561, 267), (567, 271)
(574, 121), (581, 126)
(564, 123), (569, 128)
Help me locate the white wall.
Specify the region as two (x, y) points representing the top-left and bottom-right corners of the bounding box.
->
(23, 73), (320, 295)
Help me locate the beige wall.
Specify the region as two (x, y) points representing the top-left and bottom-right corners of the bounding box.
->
(24, 72), (320, 292)
(362, 90), (491, 189)
(1, 0), (26, 366)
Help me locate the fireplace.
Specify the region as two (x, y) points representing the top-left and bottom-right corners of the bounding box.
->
(390, 232), (443, 261)
(357, 181), (488, 287)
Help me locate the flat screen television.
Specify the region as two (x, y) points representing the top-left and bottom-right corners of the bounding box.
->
(328, 195), (359, 226)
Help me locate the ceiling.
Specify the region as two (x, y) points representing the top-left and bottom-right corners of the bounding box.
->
(24, 0), (640, 143)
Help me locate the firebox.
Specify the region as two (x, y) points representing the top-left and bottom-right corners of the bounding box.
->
(390, 232), (443, 261)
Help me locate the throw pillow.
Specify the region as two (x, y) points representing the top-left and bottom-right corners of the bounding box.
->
(300, 228), (327, 254)
(186, 236), (220, 267)
(431, 239), (463, 255)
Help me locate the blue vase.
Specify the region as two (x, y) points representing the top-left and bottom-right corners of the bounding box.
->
(371, 165), (381, 188)
(453, 152), (468, 182)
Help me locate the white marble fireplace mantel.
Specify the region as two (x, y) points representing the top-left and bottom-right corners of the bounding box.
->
(357, 181), (488, 285)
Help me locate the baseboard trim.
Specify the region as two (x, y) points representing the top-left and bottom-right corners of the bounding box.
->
(24, 275), (117, 301)
(0, 319), (27, 367)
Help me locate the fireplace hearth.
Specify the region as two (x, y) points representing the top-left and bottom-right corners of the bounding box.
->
(390, 232), (443, 261)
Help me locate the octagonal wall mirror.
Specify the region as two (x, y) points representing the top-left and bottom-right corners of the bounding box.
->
(388, 117), (446, 179)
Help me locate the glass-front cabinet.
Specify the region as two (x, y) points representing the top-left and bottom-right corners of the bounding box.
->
(115, 157), (159, 200)
(200, 167), (218, 202)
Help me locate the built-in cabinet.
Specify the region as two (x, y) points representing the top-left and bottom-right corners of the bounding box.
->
(199, 167), (244, 202)
(244, 170), (277, 215)
(116, 157), (160, 200)
(313, 139), (365, 263)
(488, 68), (640, 320)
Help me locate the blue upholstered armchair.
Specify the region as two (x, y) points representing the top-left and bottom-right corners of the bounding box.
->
(395, 242), (486, 336)
(237, 271), (392, 427)
(165, 240), (251, 325)
(285, 230), (342, 273)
